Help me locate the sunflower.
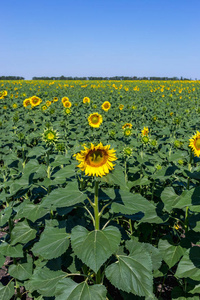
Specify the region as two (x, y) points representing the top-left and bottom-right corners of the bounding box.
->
(46, 100), (52, 107)
(123, 128), (132, 137)
(189, 131), (200, 157)
(83, 97), (90, 104)
(12, 103), (18, 109)
(30, 96), (42, 107)
(63, 101), (72, 108)
(101, 101), (111, 111)
(119, 104), (124, 110)
(42, 128), (59, 144)
(123, 147), (133, 157)
(53, 97), (58, 102)
(141, 127), (149, 136)
(88, 113), (103, 128)
(74, 142), (117, 177)
(62, 97), (69, 103)
(41, 105), (48, 111)
(64, 108), (71, 115)
(122, 123), (132, 129)
(23, 98), (31, 108)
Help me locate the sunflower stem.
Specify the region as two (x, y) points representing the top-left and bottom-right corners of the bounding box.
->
(94, 180), (100, 230)
(185, 150), (193, 233)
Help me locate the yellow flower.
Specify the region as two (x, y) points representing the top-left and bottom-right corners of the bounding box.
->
(141, 127), (149, 136)
(122, 123), (132, 130)
(53, 97), (58, 102)
(88, 113), (103, 128)
(101, 101), (111, 111)
(41, 105), (48, 111)
(64, 108), (71, 115)
(189, 131), (200, 157)
(30, 96), (42, 107)
(42, 128), (59, 144)
(63, 101), (72, 108)
(12, 103), (18, 109)
(23, 98), (31, 108)
(46, 100), (52, 107)
(83, 97), (90, 104)
(119, 104), (124, 110)
(3, 105), (7, 109)
(62, 97), (69, 103)
(123, 128), (132, 137)
(74, 142), (117, 177)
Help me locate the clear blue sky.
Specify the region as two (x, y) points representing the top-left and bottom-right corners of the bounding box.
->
(1, 0), (200, 80)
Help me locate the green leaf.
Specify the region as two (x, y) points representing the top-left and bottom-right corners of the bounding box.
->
(0, 242), (24, 257)
(28, 267), (66, 297)
(105, 253), (153, 297)
(15, 203), (48, 222)
(0, 281), (15, 300)
(158, 240), (185, 268)
(8, 256), (33, 280)
(0, 253), (5, 268)
(71, 225), (121, 273)
(101, 165), (128, 189)
(51, 165), (75, 184)
(41, 182), (87, 209)
(189, 283), (200, 294)
(32, 226), (70, 259)
(161, 187), (180, 212)
(10, 220), (37, 245)
(55, 278), (107, 300)
(175, 247), (200, 280)
(0, 206), (12, 227)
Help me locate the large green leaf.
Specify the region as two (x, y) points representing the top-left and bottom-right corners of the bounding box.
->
(10, 220), (37, 245)
(55, 278), (107, 300)
(158, 239), (185, 268)
(41, 182), (87, 209)
(8, 256), (33, 280)
(0, 253), (5, 268)
(28, 267), (66, 297)
(0, 242), (24, 257)
(15, 203), (49, 222)
(161, 187), (180, 212)
(0, 206), (12, 227)
(0, 281), (15, 300)
(175, 247), (200, 280)
(51, 165), (75, 184)
(71, 225), (121, 273)
(32, 226), (70, 259)
(105, 253), (153, 297)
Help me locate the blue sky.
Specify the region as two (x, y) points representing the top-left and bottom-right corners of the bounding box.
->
(1, 0), (200, 79)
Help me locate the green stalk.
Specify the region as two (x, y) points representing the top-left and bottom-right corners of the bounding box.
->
(124, 157), (127, 182)
(94, 180), (100, 230)
(185, 150), (193, 232)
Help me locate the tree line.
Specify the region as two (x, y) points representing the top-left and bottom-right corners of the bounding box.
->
(0, 75), (195, 81)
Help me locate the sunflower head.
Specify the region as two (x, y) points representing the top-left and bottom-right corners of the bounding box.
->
(88, 113), (103, 128)
(64, 108), (71, 115)
(63, 101), (72, 108)
(141, 127), (149, 136)
(83, 97), (90, 104)
(41, 105), (48, 111)
(74, 142), (117, 177)
(123, 147), (133, 157)
(119, 104), (124, 110)
(62, 97), (69, 103)
(30, 96), (42, 107)
(151, 139), (157, 147)
(123, 128), (132, 137)
(142, 136), (150, 144)
(12, 103), (18, 109)
(101, 101), (111, 111)
(189, 131), (200, 157)
(122, 123), (132, 130)
(23, 98), (31, 108)
(42, 128), (59, 144)
(53, 97), (58, 102)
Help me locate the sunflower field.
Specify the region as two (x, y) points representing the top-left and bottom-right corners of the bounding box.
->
(0, 79), (200, 300)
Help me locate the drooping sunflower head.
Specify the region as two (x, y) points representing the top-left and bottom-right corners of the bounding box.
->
(74, 142), (117, 177)
(88, 112), (103, 128)
(122, 123), (132, 130)
(42, 128), (59, 144)
(189, 131), (200, 157)
(141, 127), (149, 136)
(30, 96), (42, 107)
(101, 101), (111, 111)
(83, 97), (90, 104)
(63, 101), (72, 108)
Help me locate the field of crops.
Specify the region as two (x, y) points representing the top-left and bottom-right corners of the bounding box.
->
(0, 79), (200, 300)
